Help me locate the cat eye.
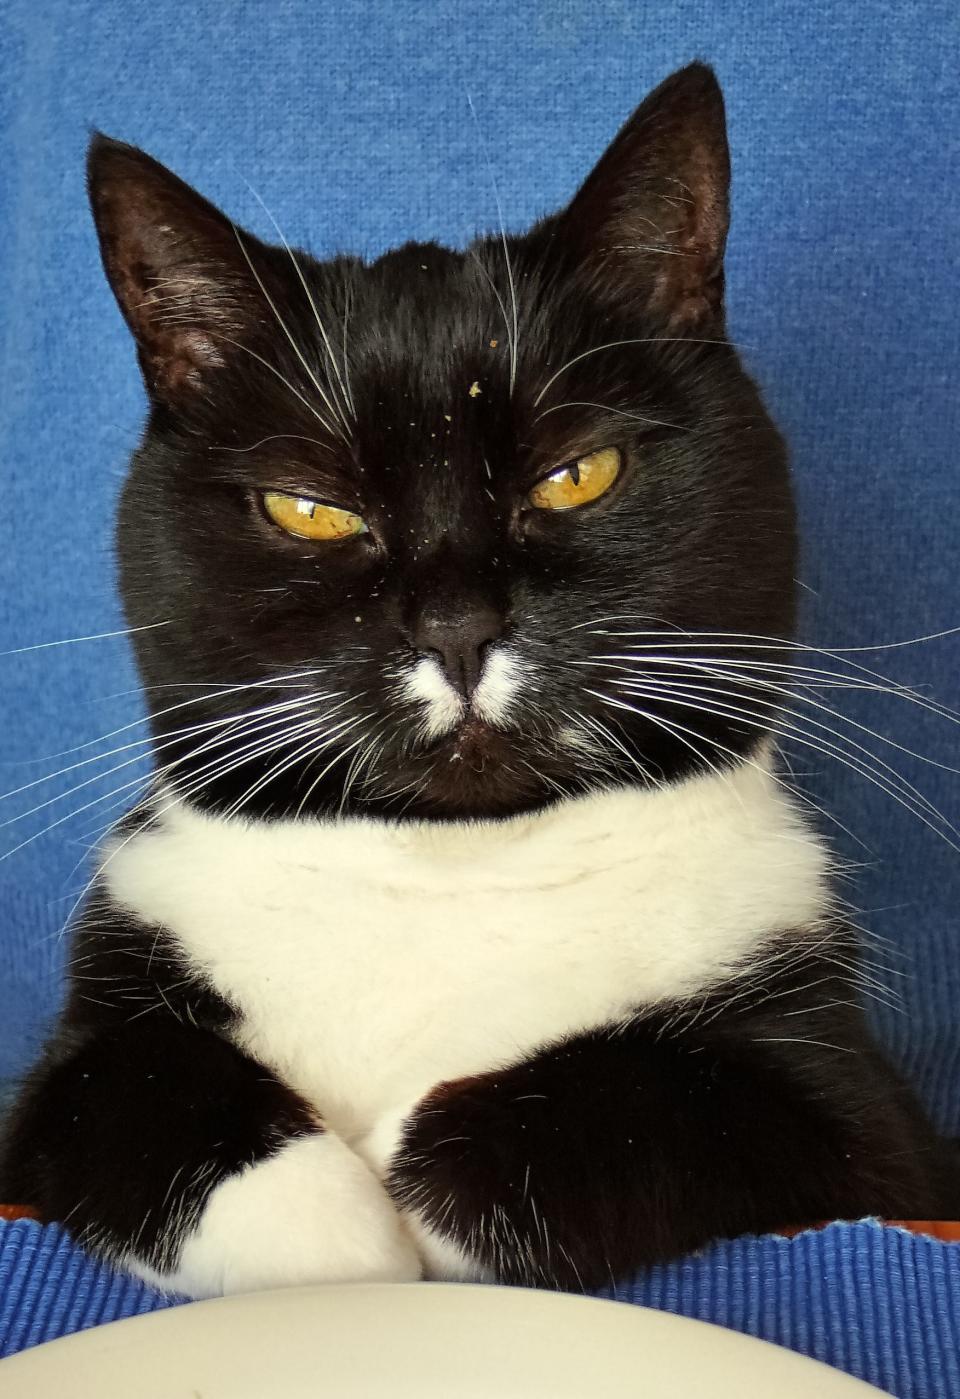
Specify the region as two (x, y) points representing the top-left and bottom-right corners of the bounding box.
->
(527, 447), (622, 511)
(261, 492), (369, 541)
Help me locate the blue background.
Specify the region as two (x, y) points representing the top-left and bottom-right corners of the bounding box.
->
(1, 0), (959, 1129)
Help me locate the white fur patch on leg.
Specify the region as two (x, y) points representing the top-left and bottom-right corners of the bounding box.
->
(127, 1132), (422, 1298)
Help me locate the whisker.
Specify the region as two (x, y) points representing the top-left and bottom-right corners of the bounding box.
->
(0, 703), (319, 865)
(573, 619), (960, 724)
(255, 723), (368, 821)
(602, 655), (960, 775)
(231, 224), (350, 439)
(208, 331), (343, 440)
(466, 90), (518, 396)
(596, 681), (960, 853)
(613, 671), (955, 829)
(6, 670), (327, 767)
(210, 433), (334, 455)
(241, 187), (355, 425)
(534, 401), (682, 431)
(0, 620), (170, 659)
(533, 339), (734, 409)
(64, 714), (331, 927)
(576, 618), (960, 661)
(575, 712), (656, 787)
(225, 708), (367, 819)
(770, 740), (875, 854)
(0, 696), (314, 807)
(341, 283), (357, 418)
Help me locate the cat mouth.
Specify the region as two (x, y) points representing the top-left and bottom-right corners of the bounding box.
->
(447, 715), (511, 764)
(413, 712), (513, 766)
(401, 713), (548, 815)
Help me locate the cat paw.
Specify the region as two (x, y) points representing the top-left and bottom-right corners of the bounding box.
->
(127, 1130), (422, 1298)
(357, 1101), (493, 1284)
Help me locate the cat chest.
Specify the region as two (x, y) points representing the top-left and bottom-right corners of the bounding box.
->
(101, 781), (829, 1142)
(110, 846), (689, 1138)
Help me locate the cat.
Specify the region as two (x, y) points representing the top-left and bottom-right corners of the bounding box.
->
(1, 62), (955, 1299)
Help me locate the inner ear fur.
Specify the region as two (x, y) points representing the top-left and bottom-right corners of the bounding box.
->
(87, 135), (267, 401)
(560, 63), (731, 329)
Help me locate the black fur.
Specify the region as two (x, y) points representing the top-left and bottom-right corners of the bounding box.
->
(2, 63), (954, 1289)
(390, 940), (958, 1289)
(0, 898), (321, 1269)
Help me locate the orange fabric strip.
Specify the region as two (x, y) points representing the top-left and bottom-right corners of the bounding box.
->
(776, 1219), (960, 1243)
(885, 1220), (960, 1243)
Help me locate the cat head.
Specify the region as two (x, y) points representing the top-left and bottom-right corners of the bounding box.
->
(89, 62), (794, 821)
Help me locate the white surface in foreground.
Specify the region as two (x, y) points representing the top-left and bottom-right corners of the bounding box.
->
(0, 1281), (883, 1398)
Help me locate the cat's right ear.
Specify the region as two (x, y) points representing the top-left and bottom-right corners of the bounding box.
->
(87, 135), (265, 405)
(557, 63), (730, 330)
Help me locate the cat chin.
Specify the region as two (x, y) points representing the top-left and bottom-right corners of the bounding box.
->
(394, 739), (557, 818)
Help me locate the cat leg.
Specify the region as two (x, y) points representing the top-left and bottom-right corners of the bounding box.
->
(379, 1022), (954, 1290)
(0, 1019), (420, 1297)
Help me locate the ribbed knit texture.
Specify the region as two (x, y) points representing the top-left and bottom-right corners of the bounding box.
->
(1, 1219), (958, 1396)
(0, 1221), (179, 1359)
(600, 1225), (960, 1399)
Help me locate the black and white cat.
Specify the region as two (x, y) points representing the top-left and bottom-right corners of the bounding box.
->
(2, 63), (955, 1298)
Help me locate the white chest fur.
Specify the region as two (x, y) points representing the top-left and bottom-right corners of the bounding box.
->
(104, 758), (830, 1151)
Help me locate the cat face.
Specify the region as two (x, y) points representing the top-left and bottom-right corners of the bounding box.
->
(90, 63), (794, 820)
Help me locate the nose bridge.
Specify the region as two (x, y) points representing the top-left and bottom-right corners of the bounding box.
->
(405, 545), (506, 700)
(404, 534), (501, 623)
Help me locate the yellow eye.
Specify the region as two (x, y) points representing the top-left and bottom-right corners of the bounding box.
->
(527, 447), (621, 511)
(262, 492), (368, 541)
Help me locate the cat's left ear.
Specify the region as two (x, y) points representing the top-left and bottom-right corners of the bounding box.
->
(559, 63), (730, 329)
(87, 135), (268, 405)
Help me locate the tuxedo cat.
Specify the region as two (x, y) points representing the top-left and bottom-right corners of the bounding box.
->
(1, 63), (955, 1298)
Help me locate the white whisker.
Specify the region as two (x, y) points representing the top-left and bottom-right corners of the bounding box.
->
(232, 225), (350, 438)
(466, 90), (518, 396)
(613, 672), (955, 831)
(240, 188), (355, 424)
(596, 680), (960, 853)
(533, 339), (733, 409)
(535, 401), (682, 431)
(0, 620), (170, 659)
(210, 331), (342, 441)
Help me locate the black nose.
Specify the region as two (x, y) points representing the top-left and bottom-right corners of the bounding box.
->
(412, 602), (502, 699)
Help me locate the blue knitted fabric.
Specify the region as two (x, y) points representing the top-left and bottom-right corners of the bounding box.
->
(1, 1219), (958, 1397)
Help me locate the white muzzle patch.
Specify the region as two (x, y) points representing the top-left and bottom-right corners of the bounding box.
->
(401, 645), (526, 738)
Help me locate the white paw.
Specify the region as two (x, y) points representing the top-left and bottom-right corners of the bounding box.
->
(127, 1131), (422, 1298)
(406, 1215), (494, 1283)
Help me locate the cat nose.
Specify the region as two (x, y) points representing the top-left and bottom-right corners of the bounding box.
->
(413, 603), (502, 699)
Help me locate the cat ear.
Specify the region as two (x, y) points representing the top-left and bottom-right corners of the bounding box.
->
(87, 135), (266, 403)
(560, 63), (730, 329)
